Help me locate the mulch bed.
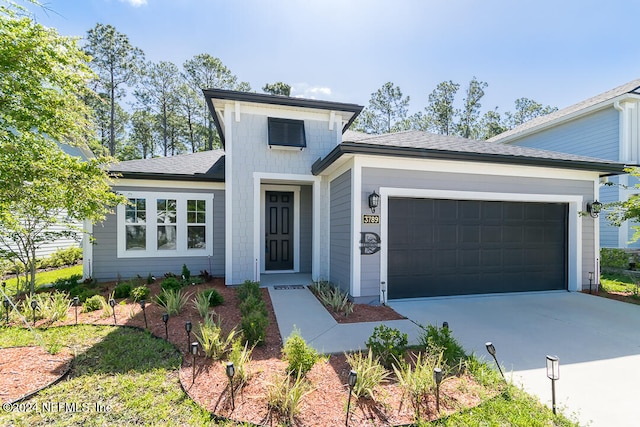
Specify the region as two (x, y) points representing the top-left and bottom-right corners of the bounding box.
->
(1, 278), (487, 426)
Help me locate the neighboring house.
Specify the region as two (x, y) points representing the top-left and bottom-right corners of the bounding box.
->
(86, 89), (626, 302)
(489, 79), (640, 249)
(1, 143), (93, 261)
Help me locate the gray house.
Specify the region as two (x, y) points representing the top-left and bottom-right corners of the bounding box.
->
(85, 90), (626, 301)
(489, 79), (640, 249)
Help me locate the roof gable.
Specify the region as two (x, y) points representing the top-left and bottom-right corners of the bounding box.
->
(489, 79), (640, 143)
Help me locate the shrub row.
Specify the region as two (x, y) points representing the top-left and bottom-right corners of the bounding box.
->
(236, 280), (269, 346)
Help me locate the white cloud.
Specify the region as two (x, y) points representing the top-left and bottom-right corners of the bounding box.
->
(119, 0), (148, 7)
(291, 83), (333, 100)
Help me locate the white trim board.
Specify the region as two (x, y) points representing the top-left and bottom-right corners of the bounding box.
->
(378, 188), (583, 300)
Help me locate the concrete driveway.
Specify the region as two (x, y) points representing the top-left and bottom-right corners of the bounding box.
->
(389, 291), (640, 427)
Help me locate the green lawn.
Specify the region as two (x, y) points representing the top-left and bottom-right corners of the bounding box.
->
(0, 325), (578, 426)
(600, 271), (640, 295)
(1, 264), (83, 295)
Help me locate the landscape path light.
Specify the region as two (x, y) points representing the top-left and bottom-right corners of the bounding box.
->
(442, 321), (449, 330)
(3, 296), (10, 323)
(485, 342), (505, 380)
(434, 367), (443, 413)
(140, 299), (147, 329)
(191, 341), (198, 383)
(226, 361), (236, 410)
(185, 321), (192, 352)
(109, 298), (116, 325)
(30, 299), (38, 326)
(346, 370), (357, 426)
(73, 296), (80, 325)
(162, 313), (169, 339)
(546, 355), (560, 415)
(589, 272), (594, 294)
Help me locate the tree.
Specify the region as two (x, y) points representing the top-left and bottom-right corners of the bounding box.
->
(0, 7), (125, 294)
(354, 82), (410, 134)
(456, 77), (488, 139)
(424, 80), (460, 135)
(263, 81), (291, 96)
(85, 23), (145, 156)
(183, 54), (250, 150)
(124, 110), (156, 159)
(135, 61), (180, 157)
(477, 108), (507, 140)
(505, 97), (558, 129)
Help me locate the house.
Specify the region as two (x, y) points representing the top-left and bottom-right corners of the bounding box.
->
(85, 89), (626, 301)
(489, 79), (640, 249)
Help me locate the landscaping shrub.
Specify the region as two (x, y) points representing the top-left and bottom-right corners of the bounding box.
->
(192, 292), (212, 318)
(239, 293), (267, 317)
(156, 288), (189, 315)
(393, 352), (444, 420)
(53, 274), (83, 292)
(201, 288), (224, 307)
(266, 370), (311, 425)
(345, 349), (389, 399)
(130, 285), (150, 302)
(241, 309), (269, 346)
(236, 280), (261, 301)
(160, 277), (183, 292)
(418, 323), (466, 366)
(601, 248), (629, 269)
(113, 282), (132, 299)
(83, 294), (105, 312)
(228, 339), (253, 384)
(181, 263), (191, 281)
(196, 314), (237, 359)
(366, 324), (408, 368)
(282, 328), (319, 376)
(70, 286), (99, 303)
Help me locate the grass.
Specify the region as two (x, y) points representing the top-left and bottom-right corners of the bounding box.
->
(0, 325), (239, 426)
(600, 271), (640, 294)
(1, 264), (83, 295)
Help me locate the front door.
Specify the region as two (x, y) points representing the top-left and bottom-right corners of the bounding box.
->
(265, 191), (294, 270)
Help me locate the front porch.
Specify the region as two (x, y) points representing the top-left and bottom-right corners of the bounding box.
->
(259, 273), (313, 287)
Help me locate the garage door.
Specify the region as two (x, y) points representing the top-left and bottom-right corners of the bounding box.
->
(388, 198), (567, 299)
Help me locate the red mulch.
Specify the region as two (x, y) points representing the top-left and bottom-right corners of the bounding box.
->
(1, 278), (489, 426)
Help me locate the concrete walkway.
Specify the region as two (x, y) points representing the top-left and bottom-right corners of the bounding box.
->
(268, 286), (420, 354)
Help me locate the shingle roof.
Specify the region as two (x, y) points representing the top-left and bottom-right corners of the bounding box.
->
(488, 79), (640, 143)
(312, 130), (628, 175)
(110, 150), (225, 181)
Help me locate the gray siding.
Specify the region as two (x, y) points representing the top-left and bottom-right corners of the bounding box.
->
(299, 185), (313, 273)
(92, 186), (225, 281)
(360, 167), (596, 297)
(600, 177), (620, 248)
(330, 170), (351, 294)
(229, 114), (338, 283)
(509, 108), (619, 161)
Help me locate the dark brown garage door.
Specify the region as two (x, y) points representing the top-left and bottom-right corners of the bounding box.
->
(388, 198), (568, 299)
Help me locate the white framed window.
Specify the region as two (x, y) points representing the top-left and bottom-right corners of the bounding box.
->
(117, 191), (214, 258)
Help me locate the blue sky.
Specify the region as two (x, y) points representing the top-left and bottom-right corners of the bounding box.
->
(26, 0), (640, 115)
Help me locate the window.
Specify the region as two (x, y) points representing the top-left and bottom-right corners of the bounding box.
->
(117, 192), (213, 258)
(268, 117), (306, 149)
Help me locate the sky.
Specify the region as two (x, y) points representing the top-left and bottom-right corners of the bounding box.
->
(24, 0), (640, 116)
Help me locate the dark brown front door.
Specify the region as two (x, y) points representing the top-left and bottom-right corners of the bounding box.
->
(266, 191), (294, 270)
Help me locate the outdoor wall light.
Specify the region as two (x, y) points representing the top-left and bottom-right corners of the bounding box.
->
(73, 296), (80, 325)
(162, 312), (169, 339)
(109, 298), (116, 325)
(485, 342), (505, 380)
(546, 355), (560, 415)
(346, 370), (357, 426)
(191, 341), (199, 383)
(433, 367), (443, 413)
(226, 361), (236, 410)
(140, 299), (148, 329)
(185, 321), (192, 352)
(30, 299), (38, 325)
(586, 200), (603, 218)
(368, 191), (380, 214)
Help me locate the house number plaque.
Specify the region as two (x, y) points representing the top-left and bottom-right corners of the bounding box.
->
(362, 214), (379, 224)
